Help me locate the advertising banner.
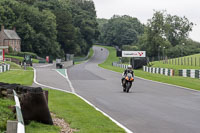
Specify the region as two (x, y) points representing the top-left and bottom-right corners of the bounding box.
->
(122, 51), (146, 57)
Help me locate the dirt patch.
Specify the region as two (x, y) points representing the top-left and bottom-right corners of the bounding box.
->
(51, 113), (78, 133)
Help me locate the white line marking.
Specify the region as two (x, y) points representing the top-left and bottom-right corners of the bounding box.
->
(37, 64), (54, 68)
(34, 67), (133, 133)
(98, 65), (200, 93)
(33, 68), (73, 94)
(55, 69), (75, 93)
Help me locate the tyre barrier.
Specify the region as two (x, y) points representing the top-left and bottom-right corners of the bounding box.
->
(112, 62), (128, 69)
(143, 66), (174, 76)
(179, 69), (200, 79)
(0, 64), (10, 73)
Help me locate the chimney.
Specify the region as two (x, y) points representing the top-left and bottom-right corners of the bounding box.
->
(1, 25), (4, 31)
(13, 27), (16, 32)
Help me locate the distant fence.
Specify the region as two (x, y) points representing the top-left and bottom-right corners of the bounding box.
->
(179, 69), (200, 79)
(143, 66), (174, 76)
(148, 56), (200, 67)
(0, 64), (10, 73)
(112, 62), (128, 69)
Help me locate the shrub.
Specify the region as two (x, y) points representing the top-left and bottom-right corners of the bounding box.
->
(7, 52), (38, 59)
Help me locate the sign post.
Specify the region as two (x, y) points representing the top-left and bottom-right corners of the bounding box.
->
(121, 51), (147, 69)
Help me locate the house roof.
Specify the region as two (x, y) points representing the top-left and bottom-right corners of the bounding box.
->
(4, 30), (21, 40)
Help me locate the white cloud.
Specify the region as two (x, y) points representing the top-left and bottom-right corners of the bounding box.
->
(93, 0), (200, 42)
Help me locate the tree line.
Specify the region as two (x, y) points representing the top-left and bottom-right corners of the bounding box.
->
(0, 0), (99, 58)
(98, 11), (200, 58)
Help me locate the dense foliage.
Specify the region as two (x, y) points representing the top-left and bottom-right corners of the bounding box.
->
(98, 15), (144, 48)
(138, 10), (197, 57)
(98, 11), (199, 58)
(0, 0), (99, 58)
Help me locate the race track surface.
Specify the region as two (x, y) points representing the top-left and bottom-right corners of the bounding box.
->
(34, 46), (200, 133)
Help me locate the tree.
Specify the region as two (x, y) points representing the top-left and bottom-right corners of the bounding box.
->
(165, 14), (193, 46)
(139, 10), (193, 57)
(99, 15), (144, 47)
(55, 9), (80, 55)
(0, 0), (63, 58)
(0, 0), (100, 57)
(70, 0), (99, 54)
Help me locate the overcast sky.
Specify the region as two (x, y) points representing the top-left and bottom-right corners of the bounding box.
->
(93, 0), (200, 42)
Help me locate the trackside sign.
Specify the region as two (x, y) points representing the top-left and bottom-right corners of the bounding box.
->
(122, 51), (146, 57)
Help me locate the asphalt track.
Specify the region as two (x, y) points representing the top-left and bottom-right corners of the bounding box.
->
(34, 46), (200, 133)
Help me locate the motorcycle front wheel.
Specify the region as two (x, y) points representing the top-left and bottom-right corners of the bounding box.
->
(126, 82), (132, 93)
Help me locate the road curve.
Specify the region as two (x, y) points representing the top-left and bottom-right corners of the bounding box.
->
(68, 46), (200, 133)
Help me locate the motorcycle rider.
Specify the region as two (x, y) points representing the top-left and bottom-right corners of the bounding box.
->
(121, 65), (134, 87)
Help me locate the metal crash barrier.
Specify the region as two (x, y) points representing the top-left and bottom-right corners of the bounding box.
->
(13, 90), (25, 133)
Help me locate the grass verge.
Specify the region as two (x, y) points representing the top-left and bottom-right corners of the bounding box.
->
(97, 45), (200, 91)
(28, 88), (125, 133)
(25, 121), (60, 133)
(0, 98), (15, 132)
(151, 60), (200, 76)
(0, 69), (34, 86)
(26, 88), (125, 133)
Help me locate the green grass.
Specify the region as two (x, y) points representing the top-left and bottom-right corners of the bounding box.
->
(0, 69), (34, 85)
(0, 62), (34, 132)
(97, 45), (200, 91)
(98, 45), (120, 69)
(151, 54), (200, 76)
(5, 55), (39, 63)
(0, 98), (15, 132)
(26, 121), (60, 133)
(36, 89), (125, 133)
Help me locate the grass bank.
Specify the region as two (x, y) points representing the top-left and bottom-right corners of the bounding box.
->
(151, 55), (200, 76)
(0, 69), (33, 86)
(26, 89), (125, 133)
(0, 98), (15, 132)
(97, 45), (200, 91)
(0, 62), (35, 132)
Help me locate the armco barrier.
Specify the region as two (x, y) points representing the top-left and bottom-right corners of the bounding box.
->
(0, 64), (10, 73)
(112, 62), (128, 69)
(179, 69), (200, 79)
(13, 90), (25, 133)
(143, 66), (174, 76)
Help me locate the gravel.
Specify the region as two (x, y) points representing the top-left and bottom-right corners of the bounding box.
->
(51, 113), (78, 133)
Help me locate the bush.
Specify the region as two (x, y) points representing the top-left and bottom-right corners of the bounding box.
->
(7, 52), (38, 59)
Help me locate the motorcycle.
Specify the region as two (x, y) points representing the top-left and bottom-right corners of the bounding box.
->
(122, 73), (134, 93)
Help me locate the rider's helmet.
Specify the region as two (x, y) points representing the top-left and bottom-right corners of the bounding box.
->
(127, 65), (132, 70)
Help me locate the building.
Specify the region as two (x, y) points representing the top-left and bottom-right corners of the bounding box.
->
(0, 25), (21, 53)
